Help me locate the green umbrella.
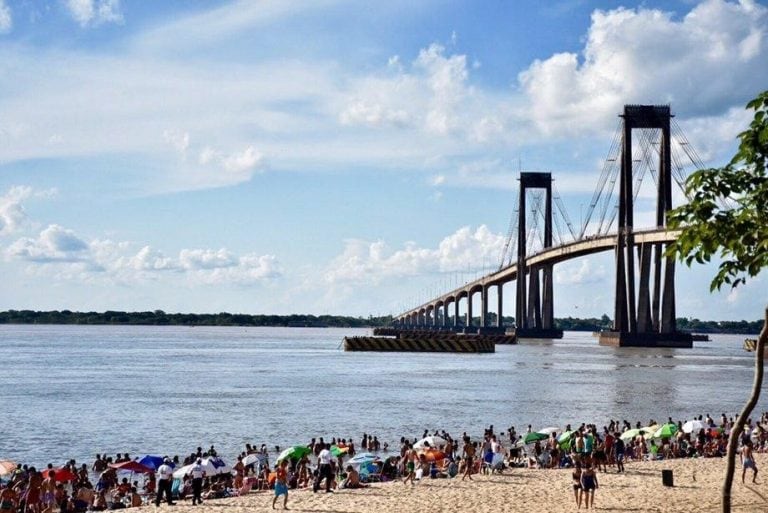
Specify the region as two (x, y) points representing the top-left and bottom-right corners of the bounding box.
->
(523, 432), (550, 444)
(557, 430), (574, 450)
(330, 445), (349, 458)
(619, 428), (653, 441)
(276, 445), (311, 462)
(652, 423), (679, 439)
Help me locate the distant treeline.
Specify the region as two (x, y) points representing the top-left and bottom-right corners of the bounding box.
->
(0, 310), (394, 328)
(0, 310), (761, 334)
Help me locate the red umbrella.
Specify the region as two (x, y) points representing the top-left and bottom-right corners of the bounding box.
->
(419, 449), (446, 462)
(48, 468), (77, 482)
(108, 461), (153, 474)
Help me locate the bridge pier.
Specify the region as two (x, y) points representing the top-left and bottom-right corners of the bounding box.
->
(515, 173), (563, 339)
(599, 105), (691, 348)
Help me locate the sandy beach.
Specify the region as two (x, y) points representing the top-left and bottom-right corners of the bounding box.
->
(141, 454), (767, 513)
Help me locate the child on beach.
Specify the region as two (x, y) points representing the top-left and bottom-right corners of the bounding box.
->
(272, 460), (289, 510)
(741, 442), (758, 484)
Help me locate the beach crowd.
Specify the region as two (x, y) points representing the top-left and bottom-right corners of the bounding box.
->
(1, 411), (767, 512)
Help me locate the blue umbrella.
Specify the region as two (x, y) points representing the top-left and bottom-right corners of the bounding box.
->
(138, 455), (165, 471)
(347, 453), (376, 467)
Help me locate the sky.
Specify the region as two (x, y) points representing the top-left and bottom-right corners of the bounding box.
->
(0, 0), (766, 320)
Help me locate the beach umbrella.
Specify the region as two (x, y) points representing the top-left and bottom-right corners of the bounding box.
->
(682, 420), (706, 434)
(108, 461), (153, 474)
(0, 460), (17, 476)
(137, 455), (165, 471)
(620, 428), (652, 442)
(646, 424), (660, 433)
(652, 423), (679, 439)
(557, 431), (574, 443)
(241, 453), (266, 466)
(49, 468), (77, 482)
(203, 457), (231, 475)
(276, 446), (311, 463)
(330, 445), (349, 458)
(347, 453), (377, 467)
(413, 436), (447, 449)
(523, 432), (550, 444)
(537, 427), (559, 435)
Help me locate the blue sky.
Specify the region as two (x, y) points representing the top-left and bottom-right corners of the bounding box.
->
(0, 0), (766, 320)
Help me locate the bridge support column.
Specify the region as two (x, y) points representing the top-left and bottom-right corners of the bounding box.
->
(600, 104), (690, 348)
(496, 283), (504, 328)
(454, 298), (460, 328)
(515, 172), (563, 339)
(481, 286), (488, 327)
(466, 292), (473, 328)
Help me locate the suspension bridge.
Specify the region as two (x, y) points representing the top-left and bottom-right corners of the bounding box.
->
(392, 104), (710, 348)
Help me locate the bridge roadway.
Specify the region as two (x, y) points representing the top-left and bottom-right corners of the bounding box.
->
(396, 227), (679, 327)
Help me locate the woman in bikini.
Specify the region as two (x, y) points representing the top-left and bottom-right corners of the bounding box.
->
(572, 462), (583, 509)
(580, 463), (599, 510)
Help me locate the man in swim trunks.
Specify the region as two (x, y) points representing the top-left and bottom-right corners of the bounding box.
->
(741, 442), (758, 484)
(40, 471), (55, 513)
(25, 468), (42, 513)
(402, 444), (416, 486)
(461, 437), (475, 481)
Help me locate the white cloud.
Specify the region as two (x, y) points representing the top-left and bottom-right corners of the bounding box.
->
(7, 224), (89, 262)
(66, 0), (123, 27)
(0, 186), (57, 236)
(555, 259), (606, 285)
(5, 227), (281, 286)
(163, 129), (190, 155)
(324, 225), (506, 285)
(519, 0), (768, 136)
(0, 0), (11, 33)
(222, 146), (264, 175)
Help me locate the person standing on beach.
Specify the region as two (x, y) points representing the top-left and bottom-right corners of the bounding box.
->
(154, 458), (175, 506)
(461, 437), (475, 481)
(571, 462), (583, 509)
(24, 468), (42, 513)
(580, 463), (598, 509)
(313, 444), (333, 493)
(189, 459), (205, 506)
(402, 443), (416, 485)
(272, 460), (289, 510)
(741, 442), (758, 484)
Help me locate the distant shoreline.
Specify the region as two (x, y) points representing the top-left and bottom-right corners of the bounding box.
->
(0, 310), (762, 334)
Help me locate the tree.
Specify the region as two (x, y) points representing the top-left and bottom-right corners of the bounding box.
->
(667, 90), (768, 513)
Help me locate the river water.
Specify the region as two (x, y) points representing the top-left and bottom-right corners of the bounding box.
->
(1, 325), (763, 467)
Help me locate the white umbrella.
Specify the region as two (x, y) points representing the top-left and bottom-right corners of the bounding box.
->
(537, 427), (559, 435)
(682, 420), (706, 434)
(413, 436), (447, 449)
(241, 453), (266, 466)
(173, 457), (229, 479)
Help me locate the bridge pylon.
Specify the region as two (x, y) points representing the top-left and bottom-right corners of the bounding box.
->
(599, 105), (692, 348)
(515, 172), (564, 339)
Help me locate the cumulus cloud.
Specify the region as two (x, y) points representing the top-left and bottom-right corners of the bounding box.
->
(222, 146), (264, 175)
(4, 226), (281, 285)
(0, 186), (57, 236)
(0, 0), (11, 33)
(7, 224), (89, 262)
(324, 225), (506, 284)
(555, 259), (606, 285)
(338, 43), (515, 145)
(519, 0), (768, 136)
(66, 0), (123, 27)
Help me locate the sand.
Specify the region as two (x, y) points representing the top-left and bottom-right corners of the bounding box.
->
(151, 454), (768, 512)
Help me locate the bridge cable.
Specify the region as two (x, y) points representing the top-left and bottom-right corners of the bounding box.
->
(580, 119), (623, 239)
(498, 186), (520, 269)
(552, 182), (578, 241)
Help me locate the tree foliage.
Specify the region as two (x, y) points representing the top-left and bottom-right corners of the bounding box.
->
(667, 90), (768, 290)
(667, 91), (768, 513)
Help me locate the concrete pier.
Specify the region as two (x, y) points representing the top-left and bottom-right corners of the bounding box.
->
(598, 331), (693, 348)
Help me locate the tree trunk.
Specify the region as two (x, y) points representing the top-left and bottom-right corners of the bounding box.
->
(721, 305), (767, 513)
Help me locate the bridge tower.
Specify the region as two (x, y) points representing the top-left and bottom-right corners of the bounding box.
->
(600, 105), (692, 347)
(515, 172), (564, 339)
